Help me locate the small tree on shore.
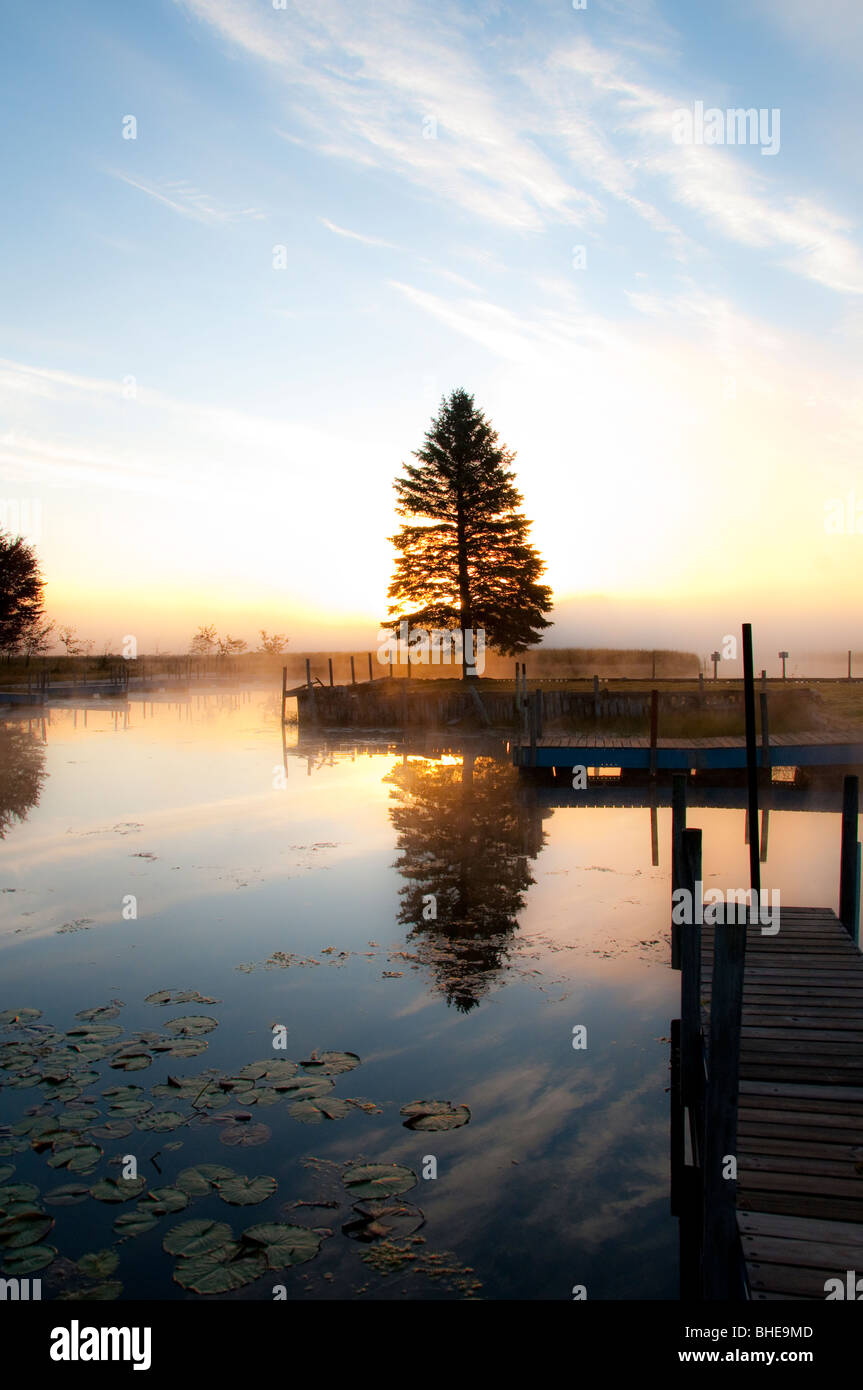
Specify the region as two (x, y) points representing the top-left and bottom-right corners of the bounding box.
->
(0, 532), (45, 657)
(384, 390), (553, 678)
(257, 631), (288, 654)
(190, 624), (217, 657)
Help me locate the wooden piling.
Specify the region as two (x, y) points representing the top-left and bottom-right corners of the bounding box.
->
(702, 885), (747, 1300)
(742, 624), (761, 904)
(759, 691), (770, 773)
(840, 774), (860, 940)
(281, 665), (287, 723)
(649, 689), (659, 777)
(350, 656), (356, 685)
(671, 774), (686, 970)
(680, 827), (703, 1132)
(367, 652), (373, 682)
(328, 658), (334, 688)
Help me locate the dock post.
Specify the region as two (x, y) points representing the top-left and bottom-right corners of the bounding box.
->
(680, 828), (703, 1133)
(328, 657), (334, 688)
(671, 774), (686, 970)
(742, 624), (761, 903)
(759, 691), (770, 776)
(281, 665), (287, 724)
(840, 774), (861, 940)
(367, 652), (373, 682)
(350, 655), (356, 686)
(305, 658), (317, 723)
(649, 689), (659, 778)
(529, 693), (537, 768)
(702, 878), (747, 1300)
(593, 674), (599, 719)
(849, 650), (853, 681)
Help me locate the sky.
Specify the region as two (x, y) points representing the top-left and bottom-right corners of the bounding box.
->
(1, 0), (861, 662)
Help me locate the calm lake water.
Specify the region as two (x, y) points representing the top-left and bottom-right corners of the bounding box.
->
(0, 687), (849, 1300)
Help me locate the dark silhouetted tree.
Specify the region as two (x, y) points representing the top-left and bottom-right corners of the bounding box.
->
(0, 532), (45, 657)
(384, 390), (553, 677)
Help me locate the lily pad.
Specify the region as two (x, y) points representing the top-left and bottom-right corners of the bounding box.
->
(44, 1183), (90, 1206)
(0, 1009), (42, 1026)
(342, 1162), (417, 1200)
(109, 1049), (152, 1072)
(289, 1097), (352, 1124)
(216, 1174), (277, 1206)
(162, 1218), (234, 1259)
(173, 1248), (267, 1294)
(0, 1166), (15, 1185)
(137, 1186), (188, 1215)
(242, 1222), (322, 1269)
(219, 1122), (271, 1148)
(57, 1281), (122, 1300)
(145, 989), (221, 1006)
(174, 1164), (235, 1198)
(47, 1142), (102, 1174)
(343, 1199), (425, 1243)
(90, 1119), (133, 1141)
(90, 1175), (147, 1203)
(113, 1209), (158, 1239)
(300, 1050), (360, 1076)
(152, 1038), (208, 1058)
(0, 1209), (54, 1249)
(0, 1183), (40, 1207)
(135, 1109), (185, 1133)
(1, 1243), (56, 1273)
(399, 1100), (471, 1132)
(77, 1249), (120, 1279)
(75, 1005), (122, 1022)
(164, 1016), (218, 1037)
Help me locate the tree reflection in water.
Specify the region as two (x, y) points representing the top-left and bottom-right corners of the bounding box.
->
(0, 722), (47, 838)
(385, 752), (546, 1012)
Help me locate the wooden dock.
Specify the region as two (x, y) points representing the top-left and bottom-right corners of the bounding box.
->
(673, 771), (863, 1301)
(702, 906), (863, 1299)
(513, 733), (863, 772)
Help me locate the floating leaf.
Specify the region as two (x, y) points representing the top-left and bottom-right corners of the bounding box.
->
(289, 1097), (352, 1124)
(173, 1249), (267, 1294)
(152, 1038), (208, 1058)
(1, 1243), (55, 1273)
(135, 1110), (185, 1133)
(0, 1009), (41, 1026)
(164, 1016), (218, 1037)
(242, 1222), (322, 1269)
(113, 1209), (158, 1239)
(272, 1076), (334, 1100)
(342, 1199), (425, 1243)
(145, 989), (221, 1006)
(75, 1005), (122, 1022)
(175, 1164), (236, 1198)
(162, 1218), (234, 1259)
(138, 1186), (188, 1215)
(300, 1051), (360, 1076)
(90, 1176), (147, 1204)
(342, 1163), (417, 1200)
(77, 1249), (119, 1279)
(57, 1281), (122, 1301)
(66, 1025), (122, 1042)
(0, 1166), (14, 1185)
(90, 1119), (133, 1141)
(216, 1175), (277, 1206)
(44, 1183), (90, 1207)
(0, 1183), (40, 1208)
(219, 1122), (271, 1148)
(109, 1049), (152, 1072)
(47, 1142), (102, 1174)
(0, 1209), (54, 1249)
(399, 1100), (471, 1132)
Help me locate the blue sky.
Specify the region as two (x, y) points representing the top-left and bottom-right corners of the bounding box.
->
(1, 0), (861, 657)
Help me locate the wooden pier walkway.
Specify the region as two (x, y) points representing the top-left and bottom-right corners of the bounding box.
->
(701, 906), (863, 1299)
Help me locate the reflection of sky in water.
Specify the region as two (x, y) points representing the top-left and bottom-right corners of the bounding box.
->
(0, 693), (849, 1299)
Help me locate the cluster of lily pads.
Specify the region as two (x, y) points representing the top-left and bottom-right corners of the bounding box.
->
(0, 997), (471, 1297)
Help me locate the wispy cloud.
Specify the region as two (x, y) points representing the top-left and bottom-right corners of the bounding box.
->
(112, 172), (265, 224)
(320, 218), (401, 250)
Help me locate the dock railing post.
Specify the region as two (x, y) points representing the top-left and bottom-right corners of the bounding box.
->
(671, 774), (687, 970)
(742, 624), (761, 903)
(281, 665), (287, 724)
(367, 652), (373, 683)
(350, 656), (356, 686)
(702, 880), (747, 1300)
(649, 689), (659, 778)
(759, 691), (770, 780)
(680, 828), (703, 1136)
(840, 774), (860, 940)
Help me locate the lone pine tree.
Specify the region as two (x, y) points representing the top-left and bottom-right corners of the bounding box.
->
(385, 389), (553, 677)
